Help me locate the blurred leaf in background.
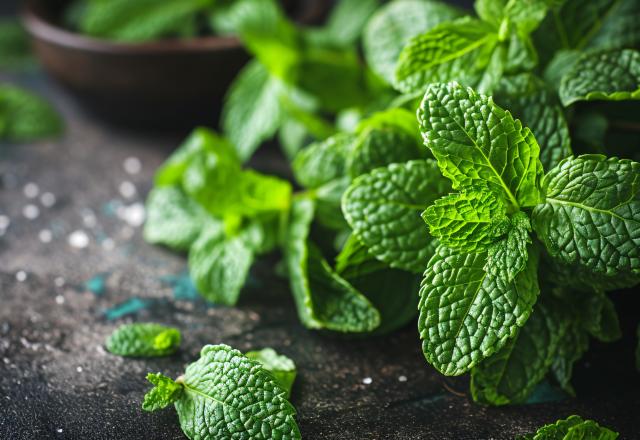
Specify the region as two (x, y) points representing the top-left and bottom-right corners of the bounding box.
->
(0, 18), (35, 71)
(0, 84), (63, 142)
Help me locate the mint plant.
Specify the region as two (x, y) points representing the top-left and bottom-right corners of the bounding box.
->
(144, 0), (640, 408)
(142, 344), (300, 439)
(106, 323), (181, 357)
(518, 415), (618, 440)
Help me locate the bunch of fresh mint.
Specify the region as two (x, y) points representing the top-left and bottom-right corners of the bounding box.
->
(145, 0), (640, 406)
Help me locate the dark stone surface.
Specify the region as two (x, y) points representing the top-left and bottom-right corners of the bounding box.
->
(1, 73), (639, 440)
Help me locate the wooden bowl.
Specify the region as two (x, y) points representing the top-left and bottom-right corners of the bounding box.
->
(21, 0), (328, 128)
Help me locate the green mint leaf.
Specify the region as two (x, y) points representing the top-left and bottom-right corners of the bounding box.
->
(0, 19), (33, 70)
(173, 344), (301, 439)
(285, 198), (381, 332)
(418, 82), (544, 209)
(335, 234), (386, 279)
(363, 0), (463, 84)
(543, 50), (581, 87)
(470, 296), (565, 405)
(418, 244), (539, 376)
(559, 49), (640, 106)
(521, 415), (618, 440)
(588, 0), (640, 51)
(78, 0), (209, 42)
(551, 322), (589, 396)
(355, 107), (421, 142)
(342, 159), (451, 273)
(294, 46), (373, 112)
(106, 323), (181, 357)
(213, 0), (299, 80)
(0, 85), (62, 142)
(154, 128), (240, 187)
(484, 212), (532, 283)
(222, 60), (283, 161)
(345, 267), (421, 335)
(142, 373), (183, 412)
(308, 0), (379, 48)
(543, 256), (640, 293)
(313, 177), (351, 231)
(245, 348), (296, 398)
(476, 0), (549, 34)
(292, 133), (353, 189)
(188, 221), (262, 306)
(347, 126), (426, 178)
(534, 0), (622, 54)
(494, 74), (572, 171)
(394, 17), (498, 94)
(423, 189), (509, 253)
(143, 186), (208, 251)
(532, 155), (640, 277)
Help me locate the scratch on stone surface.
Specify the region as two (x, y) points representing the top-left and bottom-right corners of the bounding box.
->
(160, 271), (200, 302)
(102, 297), (154, 320)
(84, 273), (109, 296)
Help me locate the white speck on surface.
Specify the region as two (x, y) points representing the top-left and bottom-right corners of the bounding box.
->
(81, 209), (97, 228)
(76, 366), (83, 373)
(101, 238), (115, 250)
(22, 204), (40, 220)
(123, 156), (142, 175)
(38, 229), (53, 243)
(362, 377), (372, 385)
(57, 428), (63, 433)
(117, 203), (145, 227)
(119, 181), (137, 199)
(68, 230), (89, 248)
(398, 375), (407, 382)
(54, 277), (65, 287)
(23, 182), (39, 198)
(0, 215), (10, 229)
(55, 295), (65, 305)
(40, 192), (56, 207)
(16, 271), (27, 282)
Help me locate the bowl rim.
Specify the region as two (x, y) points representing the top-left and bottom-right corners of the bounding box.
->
(21, 0), (242, 54)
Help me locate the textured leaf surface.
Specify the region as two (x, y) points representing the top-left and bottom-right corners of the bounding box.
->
(521, 415), (618, 440)
(394, 18), (497, 93)
(335, 234), (386, 279)
(142, 373), (183, 412)
(471, 297), (564, 405)
(418, 82), (544, 209)
(588, 0), (640, 51)
(188, 222), (258, 306)
(423, 189), (509, 253)
(495, 74), (572, 171)
(363, 0), (462, 83)
(559, 49), (640, 106)
(346, 267), (421, 335)
(484, 212), (532, 283)
(418, 245), (539, 375)
(532, 155), (640, 276)
(106, 323), (181, 357)
(286, 198), (381, 332)
(245, 348), (296, 398)
(347, 127), (425, 178)
(342, 160), (450, 273)
(0, 85), (62, 141)
(223, 60), (283, 161)
(143, 186), (207, 251)
(175, 344), (301, 440)
(292, 133), (353, 189)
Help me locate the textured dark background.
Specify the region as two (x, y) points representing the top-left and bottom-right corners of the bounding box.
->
(1, 1), (640, 439)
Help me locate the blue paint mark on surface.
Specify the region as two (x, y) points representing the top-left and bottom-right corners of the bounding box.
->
(103, 297), (151, 320)
(102, 200), (122, 217)
(85, 273), (108, 296)
(161, 271), (200, 301)
(525, 380), (567, 404)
